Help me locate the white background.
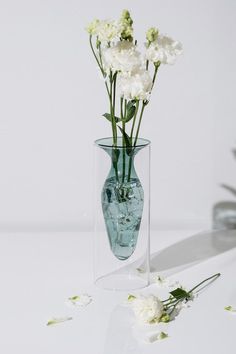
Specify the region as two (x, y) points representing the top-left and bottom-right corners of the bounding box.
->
(0, 0), (235, 232)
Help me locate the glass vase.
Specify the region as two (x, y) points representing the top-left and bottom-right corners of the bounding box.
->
(94, 137), (150, 290)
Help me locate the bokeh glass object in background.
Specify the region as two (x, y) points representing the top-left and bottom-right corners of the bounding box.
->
(213, 147), (236, 229)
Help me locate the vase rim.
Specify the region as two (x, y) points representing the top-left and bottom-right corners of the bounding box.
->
(94, 137), (151, 149)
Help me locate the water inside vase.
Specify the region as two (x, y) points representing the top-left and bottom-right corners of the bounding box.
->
(101, 156), (144, 260)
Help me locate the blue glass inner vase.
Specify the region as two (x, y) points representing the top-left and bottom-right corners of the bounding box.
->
(97, 138), (149, 261)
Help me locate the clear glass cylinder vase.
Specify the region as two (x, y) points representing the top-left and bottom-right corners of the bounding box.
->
(94, 137), (151, 290)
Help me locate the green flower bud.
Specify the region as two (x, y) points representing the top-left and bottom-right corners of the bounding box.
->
(120, 9), (133, 41)
(146, 27), (158, 44)
(121, 9), (133, 25)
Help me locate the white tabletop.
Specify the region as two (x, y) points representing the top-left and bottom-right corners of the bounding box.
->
(0, 229), (236, 354)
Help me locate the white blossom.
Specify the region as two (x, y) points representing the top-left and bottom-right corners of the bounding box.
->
(96, 20), (121, 43)
(102, 41), (142, 74)
(145, 34), (183, 65)
(131, 294), (164, 323)
(86, 19), (100, 35)
(118, 70), (152, 100)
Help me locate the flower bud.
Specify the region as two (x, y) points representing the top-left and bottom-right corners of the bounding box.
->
(146, 27), (159, 45)
(120, 9), (133, 41)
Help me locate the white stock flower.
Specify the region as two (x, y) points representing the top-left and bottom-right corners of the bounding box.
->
(146, 34), (183, 65)
(102, 41), (142, 74)
(96, 20), (121, 43)
(118, 70), (152, 100)
(131, 295), (164, 323)
(86, 19), (100, 35)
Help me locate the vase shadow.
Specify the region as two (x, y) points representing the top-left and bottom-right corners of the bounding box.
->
(98, 229), (236, 287)
(150, 229), (236, 277)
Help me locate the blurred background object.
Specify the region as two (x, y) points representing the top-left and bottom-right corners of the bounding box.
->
(213, 147), (236, 230)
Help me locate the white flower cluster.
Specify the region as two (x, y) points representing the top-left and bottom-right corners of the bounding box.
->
(86, 11), (182, 101)
(146, 34), (183, 65)
(131, 294), (164, 323)
(86, 19), (121, 42)
(118, 71), (152, 101)
(102, 41), (142, 74)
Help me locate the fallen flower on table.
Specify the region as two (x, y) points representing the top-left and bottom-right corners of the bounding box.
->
(65, 293), (92, 308)
(46, 316), (73, 326)
(128, 273), (221, 325)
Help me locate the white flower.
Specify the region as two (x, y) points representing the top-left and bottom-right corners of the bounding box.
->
(131, 295), (164, 323)
(145, 34), (183, 65)
(118, 70), (152, 100)
(65, 294), (92, 308)
(102, 41), (142, 74)
(96, 20), (121, 43)
(86, 19), (100, 35)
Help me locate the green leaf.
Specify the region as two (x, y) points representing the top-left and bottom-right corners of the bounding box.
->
(169, 288), (190, 300)
(122, 101), (136, 123)
(103, 113), (121, 123)
(126, 105), (136, 122)
(118, 126), (133, 156)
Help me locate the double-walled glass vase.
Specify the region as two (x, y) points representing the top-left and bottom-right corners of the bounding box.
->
(94, 137), (150, 290)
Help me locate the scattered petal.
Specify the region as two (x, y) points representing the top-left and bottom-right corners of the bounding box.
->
(66, 294), (92, 308)
(47, 317), (72, 326)
(127, 294), (136, 302)
(158, 331), (168, 340)
(224, 305), (236, 313)
(145, 331), (169, 343)
(152, 274), (183, 289)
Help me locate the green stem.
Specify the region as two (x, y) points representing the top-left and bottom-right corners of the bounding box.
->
(163, 273), (221, 315)
(130, 100), (139, 141)
(120, 98), (125, 183)
(122, 121), (126, 183)
(127, 102), (145, 182)
(89, 36), (110, 97)
(133, 102), (146, 147)
(109, 72), (119, 181)
(152, 61), (160, 89)
(188, 273), (221, 294)
(109, 74), (115, 145)
(113, 73), (117, 144)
